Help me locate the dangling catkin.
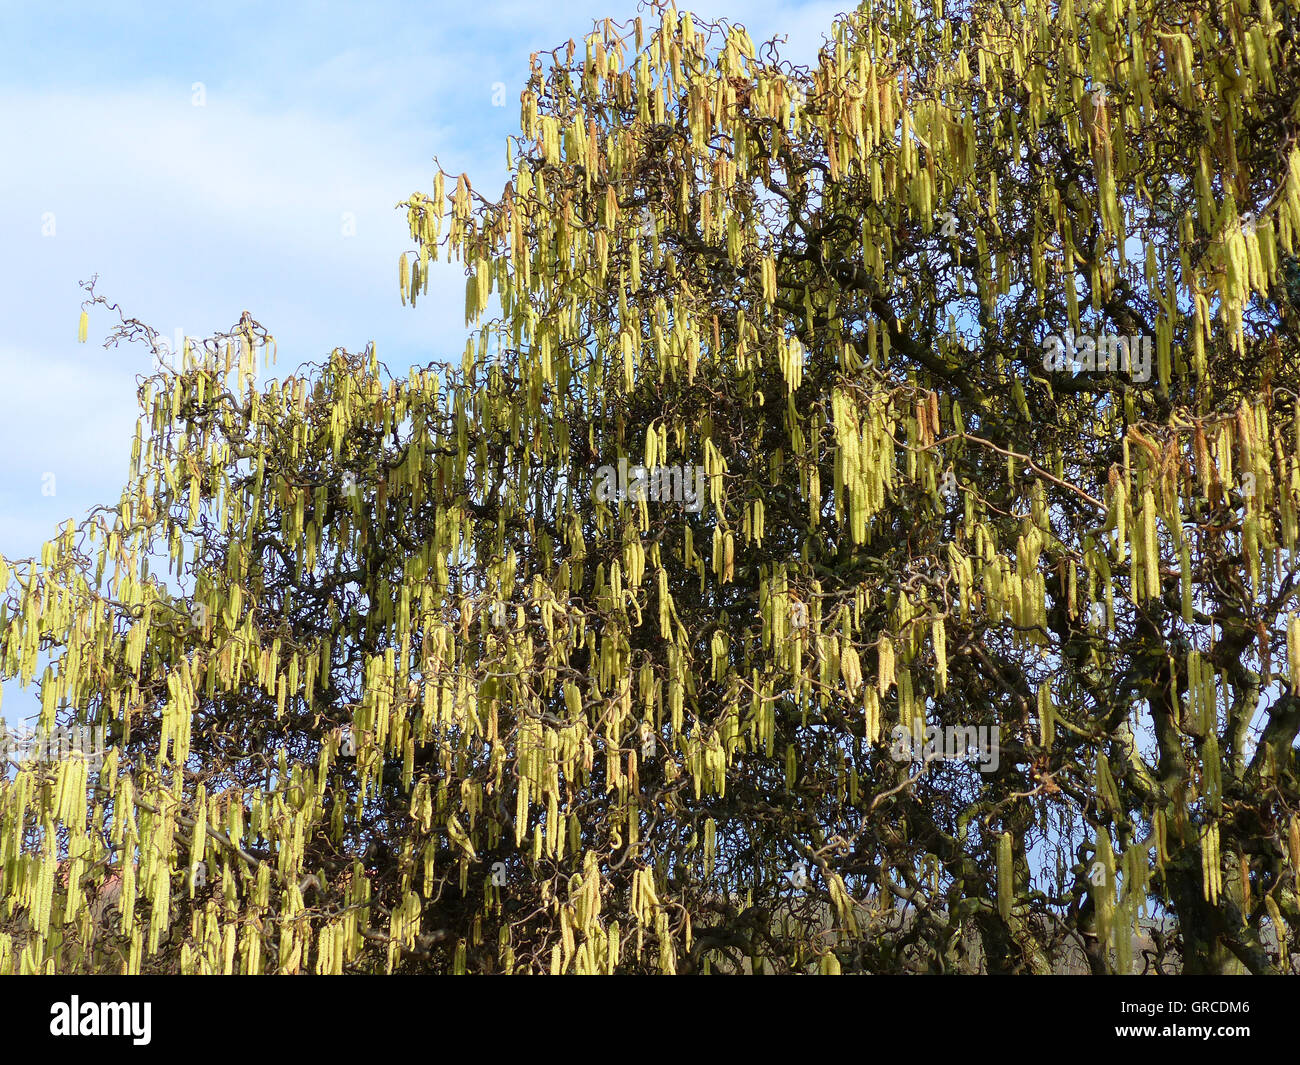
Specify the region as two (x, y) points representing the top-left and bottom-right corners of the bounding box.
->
(997, 831), (1013, 921)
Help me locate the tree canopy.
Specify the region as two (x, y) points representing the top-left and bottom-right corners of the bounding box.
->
(3, 0), (1300, 974)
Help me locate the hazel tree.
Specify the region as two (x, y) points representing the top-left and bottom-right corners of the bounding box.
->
(2, 0), (1299, 974)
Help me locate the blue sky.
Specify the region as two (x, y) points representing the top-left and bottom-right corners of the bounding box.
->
(0, 1), (840, 722)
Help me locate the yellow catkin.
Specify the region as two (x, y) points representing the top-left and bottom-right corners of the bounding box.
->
(1037, 682), (1054, 748)
(997, 831), (1013, 921)
(1201, 822), (1221, 904)
(876, 635), (895, 695)
(1288, 615), (1300, 690)
(1142, 487), (1158, 598)
(932, 617), (947, 693)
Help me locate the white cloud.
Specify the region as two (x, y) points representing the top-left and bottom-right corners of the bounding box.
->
(0, 84), (476, 561)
